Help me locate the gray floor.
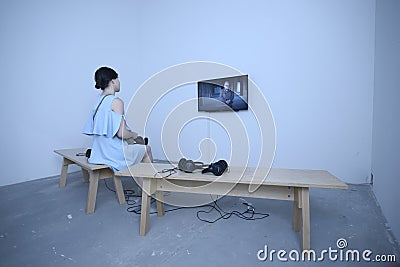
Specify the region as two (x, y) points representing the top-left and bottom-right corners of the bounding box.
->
(0, 172), (399, 267)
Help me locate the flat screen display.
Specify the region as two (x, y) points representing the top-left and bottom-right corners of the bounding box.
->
(198, 74), (248, 112)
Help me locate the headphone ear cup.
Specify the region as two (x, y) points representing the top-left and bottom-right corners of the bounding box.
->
(178, 158), (196, 172)
(185, 160), (196, 172)
(211, 160), (228, 176)
(178, 158), (187, 171)
(179, 158), (207, 173)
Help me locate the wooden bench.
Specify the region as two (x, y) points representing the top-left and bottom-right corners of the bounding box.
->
(115, 163), (348, 251)
(54, 148), (126, 214)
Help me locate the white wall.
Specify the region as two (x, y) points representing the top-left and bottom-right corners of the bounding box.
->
(137, 0), (376, 183)
(0, 0), (141, 184)
(372, 0), (400, 241)
(0, 0), (375, 185)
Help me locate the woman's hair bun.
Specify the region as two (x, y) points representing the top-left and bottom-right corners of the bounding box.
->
(94, 66), (118, 90)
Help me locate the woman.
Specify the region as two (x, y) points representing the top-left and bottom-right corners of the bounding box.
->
(83, 66), (152, 172)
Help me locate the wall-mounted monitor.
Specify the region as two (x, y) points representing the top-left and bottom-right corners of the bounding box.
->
(198, 74), (248, 112)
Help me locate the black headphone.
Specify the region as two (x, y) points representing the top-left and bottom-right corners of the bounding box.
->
(202, 160), (228, 176)
(178, 158), (207, 173)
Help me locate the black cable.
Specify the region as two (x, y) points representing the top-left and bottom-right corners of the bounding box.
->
(124, 189), (139, 205)
(126, 198), (156, 214)
(103, 179), (269, 223)
(103, 178), (140, 205)
(196, 199), (269, 223)
(103, 179), (115, 193)
(126, 198), (198, 215)
(154, 167), (177, 178)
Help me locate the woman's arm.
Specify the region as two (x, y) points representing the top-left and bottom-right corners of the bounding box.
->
(112, 98), (139, 140)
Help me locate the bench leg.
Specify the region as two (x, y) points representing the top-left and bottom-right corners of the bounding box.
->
(82, 168), (90, 183)
(140, 178), (152, 236)
(113, 174), (126, 204)
(86, 170), (99, 214)
(155, 191), (165, 217)
(301, 187), (310, 250)
(59, 158), (73, 188)
(292, 187), (301, 232)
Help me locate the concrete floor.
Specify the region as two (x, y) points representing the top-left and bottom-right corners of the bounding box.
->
(0, 171), (399, 267)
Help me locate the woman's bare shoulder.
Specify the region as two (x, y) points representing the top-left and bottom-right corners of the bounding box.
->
(111, 97), (124, 114)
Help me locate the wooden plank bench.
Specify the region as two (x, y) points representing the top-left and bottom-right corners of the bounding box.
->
(54, 148), (126, 214)
(115, 163), (348, 251)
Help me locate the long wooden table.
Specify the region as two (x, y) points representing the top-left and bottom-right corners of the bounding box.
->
(115, 163), (348, 250)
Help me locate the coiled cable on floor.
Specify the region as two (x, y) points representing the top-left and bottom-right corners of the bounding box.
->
(104, 179), (269, 223)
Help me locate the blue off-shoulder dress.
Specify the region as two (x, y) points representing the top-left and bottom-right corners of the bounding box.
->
(82, 94), (146, 172)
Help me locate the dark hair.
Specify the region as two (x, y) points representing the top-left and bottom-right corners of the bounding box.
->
(94, 67), (118, 90)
